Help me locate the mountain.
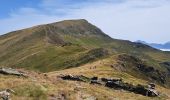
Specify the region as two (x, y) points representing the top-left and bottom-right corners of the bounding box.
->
(1, 19), (170, 99)
(0, 19), (113, 72)
(150, 42), (170, 49)
(1, 19), (157, 72)
(136, 40), (170, 50)
(135, 40), (148, 44)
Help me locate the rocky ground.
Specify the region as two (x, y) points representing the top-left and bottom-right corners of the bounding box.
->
(0, 58), (170, 100)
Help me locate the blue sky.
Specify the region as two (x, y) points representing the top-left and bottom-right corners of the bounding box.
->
(0, 0), (170, 43)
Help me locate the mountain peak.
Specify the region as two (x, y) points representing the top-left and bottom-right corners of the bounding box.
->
(44, 19), (111, 38)
(51, 19), (89, 26)
(135, 40), (148, 44)
(165, 41), (170, 44)
(0, 19), (112, 46)
(14, 19), (111, 46)
(61, 19), (88, 22)
(135, 40), (170, 49)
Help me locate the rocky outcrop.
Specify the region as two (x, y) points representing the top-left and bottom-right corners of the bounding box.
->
(60, 74), (90, 82)
(90, 77), (102, 85)
(116, 54), (168, 85)
(104, 78), (159, 97)
(60, 74), (159, 97)
(0, 68), (26, 77)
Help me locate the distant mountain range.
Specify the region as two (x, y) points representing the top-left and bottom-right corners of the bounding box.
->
(136, 40), (170, 50)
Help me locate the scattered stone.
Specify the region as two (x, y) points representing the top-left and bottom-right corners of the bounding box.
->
(60, 74), (159, 97)
(0, 89), (15, 100)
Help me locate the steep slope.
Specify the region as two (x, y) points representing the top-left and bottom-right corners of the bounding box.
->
(47, 57), (170, 99)
(0, 19), (112, 72)
(1, 60), (170, 100)
(0, 19), (170, 76)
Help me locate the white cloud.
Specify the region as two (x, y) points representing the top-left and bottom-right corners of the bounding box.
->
(0, 0), (170, 43)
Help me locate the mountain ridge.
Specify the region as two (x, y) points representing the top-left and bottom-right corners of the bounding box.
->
(0, 19), (170, 85)
(0, 19), (170, 99)
(136, 40), (170, 50)
(0, 19), (114, 72)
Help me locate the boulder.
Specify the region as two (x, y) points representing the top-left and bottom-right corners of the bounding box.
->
(90, 80), (102, 85)
(60, 74), (90, 82)
(146, 89), (159, 97)
(105, 79), (159, 97)
(105, 80), (123, 89)
(148, 83), (155, 89)
(91, 77), (98, 80)
(60, 75), (159, 97)
(146, 83), (159, 97)
(101, 78), (122, 82)
(133, 84), (148, 96)
(0, 68), (26, 77)
(0, 89), (15, 100)
(60, 75), (81, 81)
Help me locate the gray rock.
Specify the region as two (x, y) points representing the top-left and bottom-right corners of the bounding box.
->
(0, 68), (27, 77)
(60, 74), (90, 82)
(90, 80), (102, 85)
(91, 77), (98, 81)
(0, 89), (15, 100)
(146, 89), (159, 97)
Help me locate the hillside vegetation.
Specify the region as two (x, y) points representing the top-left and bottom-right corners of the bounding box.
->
(0, 19), (170, 99)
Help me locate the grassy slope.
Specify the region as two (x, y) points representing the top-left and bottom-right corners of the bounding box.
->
(0, 19), (170, 86)
(47, 56), (170, 100)
(0, 19), (170, 99)
(0, 20), (169, 73)
(1, 58), (170, 100)
(0, 19), (112, 72)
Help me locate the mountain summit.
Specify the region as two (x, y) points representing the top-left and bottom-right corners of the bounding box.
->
(0, 19), (169, 72)
(0, 19), (113, 72)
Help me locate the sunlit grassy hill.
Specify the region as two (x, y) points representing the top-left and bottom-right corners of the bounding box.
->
(0, 19), (170, 88)
(0, 19), (170, 100)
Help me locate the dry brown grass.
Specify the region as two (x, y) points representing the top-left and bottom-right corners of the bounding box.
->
(0, 58), (170, 100)
(47, 57), (170, 100)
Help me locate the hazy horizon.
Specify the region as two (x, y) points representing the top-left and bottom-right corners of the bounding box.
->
(161, 49), (170, 51)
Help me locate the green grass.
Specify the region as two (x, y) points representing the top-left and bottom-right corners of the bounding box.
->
(0, 19), (170, 100)
(14, 83), (47, 100)
(0, 19), (170, 75)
